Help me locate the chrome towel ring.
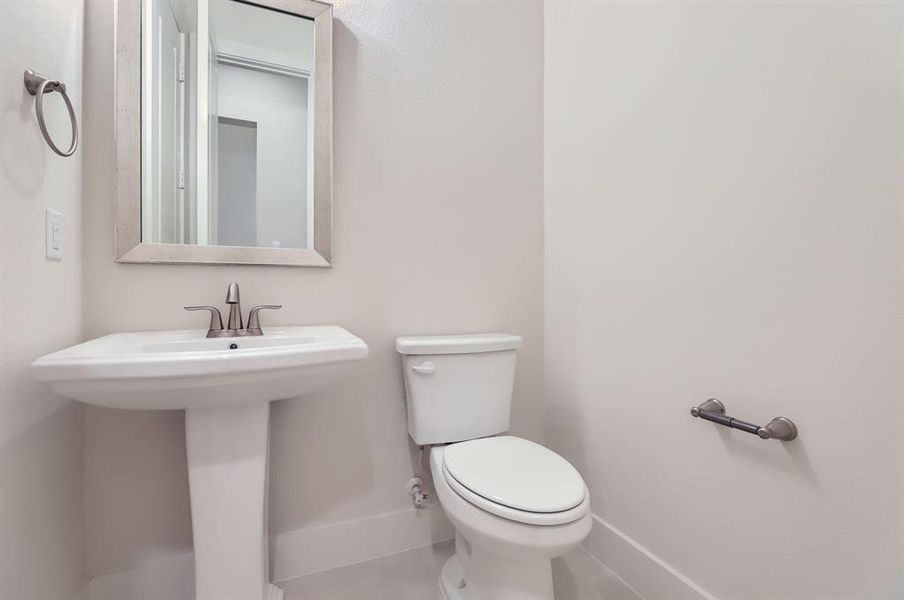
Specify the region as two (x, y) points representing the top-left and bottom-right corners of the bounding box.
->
(23, 69), (78, 157)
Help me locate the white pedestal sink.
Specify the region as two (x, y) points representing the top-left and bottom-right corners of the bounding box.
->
(31, 326), (368, 600)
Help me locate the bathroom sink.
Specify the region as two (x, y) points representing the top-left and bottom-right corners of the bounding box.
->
(31, 325), (368, 410)
(32, 324), (368, 600)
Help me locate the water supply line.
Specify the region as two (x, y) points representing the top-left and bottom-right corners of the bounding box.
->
(406, 477), (429, 508)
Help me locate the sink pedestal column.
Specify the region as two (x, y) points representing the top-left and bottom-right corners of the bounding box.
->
(186, 403), (282, 600)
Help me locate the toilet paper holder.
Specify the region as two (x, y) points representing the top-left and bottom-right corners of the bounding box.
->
(690, 398), (798, 441)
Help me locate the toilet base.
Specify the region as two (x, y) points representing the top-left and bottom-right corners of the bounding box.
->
(439, 544), (554, 600)
(439, 554), (469, 600)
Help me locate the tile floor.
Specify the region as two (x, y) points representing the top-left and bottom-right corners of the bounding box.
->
(280, 541), (640, 600)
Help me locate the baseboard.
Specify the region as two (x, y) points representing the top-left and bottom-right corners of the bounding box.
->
(88, 507), (712, 600)
(582, 513), (719, 600)
(89, 552), (194, 600)
(270, 504), (454, 582)
(89, 505), (454, 600)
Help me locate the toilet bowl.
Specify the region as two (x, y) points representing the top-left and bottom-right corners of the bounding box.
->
(430, 438), (591, 600)
(396, 334), (591, 600)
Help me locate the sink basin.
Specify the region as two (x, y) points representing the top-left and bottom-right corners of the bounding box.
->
(31, 325), (368, 410)
(32, 325), (368, 600)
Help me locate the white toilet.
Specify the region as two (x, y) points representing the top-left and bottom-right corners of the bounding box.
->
(396, 334), (592, 600)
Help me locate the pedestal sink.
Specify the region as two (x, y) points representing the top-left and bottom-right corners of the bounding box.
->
(31, 326), (368, 600)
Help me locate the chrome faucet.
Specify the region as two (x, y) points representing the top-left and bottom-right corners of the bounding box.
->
(185, 283), (282, 338)
(225, 282), (243, 330)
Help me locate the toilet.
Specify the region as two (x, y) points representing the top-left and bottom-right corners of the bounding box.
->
(396, 334), (592, 600)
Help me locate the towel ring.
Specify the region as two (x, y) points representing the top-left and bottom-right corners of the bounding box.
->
(23, 69), (78, 157)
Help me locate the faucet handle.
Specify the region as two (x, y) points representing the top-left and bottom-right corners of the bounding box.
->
(246, 305), (282, 333)
(185, 306), (224, 337)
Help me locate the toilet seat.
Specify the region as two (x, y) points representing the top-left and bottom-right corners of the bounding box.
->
(441, 436), (589, 526)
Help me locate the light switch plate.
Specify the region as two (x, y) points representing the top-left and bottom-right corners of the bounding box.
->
(45, 208), (63, 260)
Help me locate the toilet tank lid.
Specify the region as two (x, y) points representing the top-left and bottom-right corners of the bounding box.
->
(395, 333), (522, 355)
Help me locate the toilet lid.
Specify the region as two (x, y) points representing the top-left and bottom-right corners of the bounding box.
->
(442, 436), (585, 513)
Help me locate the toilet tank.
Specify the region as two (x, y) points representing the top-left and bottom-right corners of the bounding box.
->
(395, 333), (523, 445)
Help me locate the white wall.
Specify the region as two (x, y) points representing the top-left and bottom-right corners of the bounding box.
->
(217, 64), (309, 249)
(545, 2), (904, 599)
(216, 119), (258, 247)
(0, 1), (87, 598)
(211, 0), (315, 74)
(82, 0), (544, 577)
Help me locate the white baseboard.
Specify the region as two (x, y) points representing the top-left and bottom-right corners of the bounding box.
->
(270, 504), (455, 581)
(89, 552), (194, 600)
(88, 507), (716, 600)
(89, 505), (454, 600)
(581, 514), (719, 600)
(270, 504), (454, 582)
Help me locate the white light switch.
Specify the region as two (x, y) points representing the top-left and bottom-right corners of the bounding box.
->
(45, 208), (63, 260)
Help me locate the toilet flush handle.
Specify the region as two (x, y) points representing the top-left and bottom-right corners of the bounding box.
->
(411, 361), (436, 375)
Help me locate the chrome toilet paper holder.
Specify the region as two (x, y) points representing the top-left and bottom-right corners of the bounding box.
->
(690, 398), (798, 441)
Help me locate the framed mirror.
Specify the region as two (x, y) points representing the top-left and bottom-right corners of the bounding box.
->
(114, 0), (332, 267)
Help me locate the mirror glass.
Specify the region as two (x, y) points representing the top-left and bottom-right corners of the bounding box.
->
(141, 0), (315, 250)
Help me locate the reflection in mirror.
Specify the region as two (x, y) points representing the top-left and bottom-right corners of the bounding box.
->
(141, 0), (315, 250)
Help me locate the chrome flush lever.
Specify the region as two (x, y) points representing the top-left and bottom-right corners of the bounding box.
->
(411, 361), (436, 375)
